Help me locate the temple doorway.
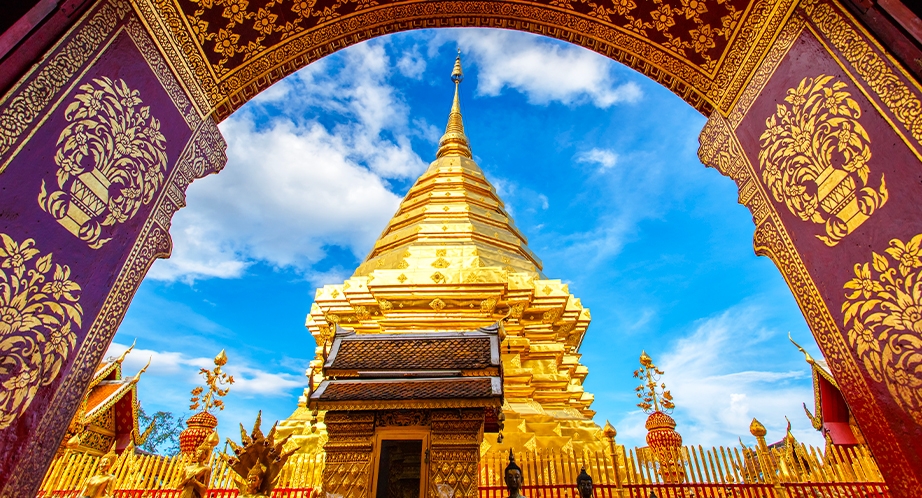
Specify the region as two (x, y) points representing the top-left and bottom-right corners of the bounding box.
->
(373, 435), (427, 498)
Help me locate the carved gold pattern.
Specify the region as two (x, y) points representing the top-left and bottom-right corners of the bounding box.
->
(0, 1), (130, 170)
(135, 0), (781, 119)
(320, 411), (375, 498)
(806, 3), (922, 153)
(1, 1), (228, 485)
(758, 74), (886, 246)
(375, 410), (430, 426)
(698, 20), (922, 484)
(429, 410), (481, 498)
(0, 234), (83, 430)
(842, 234), (922, 425)
(39, 77), (168, 248)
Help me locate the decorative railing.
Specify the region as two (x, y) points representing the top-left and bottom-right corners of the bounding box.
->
(37, 490), (314, 498)
(38, 451), (324, 493)
(39, 442), (886, 496)
(478, 443), (887, 496)
(479, 483), (889, 498)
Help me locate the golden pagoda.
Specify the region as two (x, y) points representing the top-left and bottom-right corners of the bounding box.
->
(279, 53), (605, 456)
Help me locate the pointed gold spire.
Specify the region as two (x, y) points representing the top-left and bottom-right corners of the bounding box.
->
(437, 50), (472, 159)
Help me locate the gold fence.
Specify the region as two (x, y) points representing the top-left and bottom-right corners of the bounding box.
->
(38, 451), (324, 492)
(479, 443), (884, 486)
(40, 442), (884, 495)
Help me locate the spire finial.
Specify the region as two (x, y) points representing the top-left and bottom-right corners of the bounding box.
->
(451, 49), (463, 84)
(437, 51), (472, 159)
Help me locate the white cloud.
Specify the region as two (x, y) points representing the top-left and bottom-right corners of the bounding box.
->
(107, 342), (304, 397)
(148, 41), (428, 282)
(432, 30), (642, 107)
(397, 45), (427, 78)
(105, 342), (306, 440)
(613, 305), (823, 448)
(576, 148), (619, 170)
(537, 194), (549, 210)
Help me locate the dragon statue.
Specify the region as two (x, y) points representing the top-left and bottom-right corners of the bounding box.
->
(222, 412), (297, 498)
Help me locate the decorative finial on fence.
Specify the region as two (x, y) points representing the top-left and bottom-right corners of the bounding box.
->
(633, 350), (674, 414)
(180, 350), (234, 455)
(635, 351), (683, 484)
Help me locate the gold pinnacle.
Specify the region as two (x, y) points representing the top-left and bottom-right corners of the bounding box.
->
(215, 349), (228, 366)
(749, 417), (767, 437)
(437, 51), (472, 159)
(639, 350), (652, 367)
(602, 420), (617, 439)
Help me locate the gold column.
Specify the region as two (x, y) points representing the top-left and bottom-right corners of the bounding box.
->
(321, 412), (376, 498)
(428, 410), (484, 498)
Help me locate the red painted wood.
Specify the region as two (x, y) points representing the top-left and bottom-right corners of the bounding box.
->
(0, 0), (92, 96)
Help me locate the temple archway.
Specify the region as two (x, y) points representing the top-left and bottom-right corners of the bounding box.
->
(1, 0), (921, 496)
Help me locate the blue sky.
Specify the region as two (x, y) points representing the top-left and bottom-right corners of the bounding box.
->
(108, 28), (826, 451)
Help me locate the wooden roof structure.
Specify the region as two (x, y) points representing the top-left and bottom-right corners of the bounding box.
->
(65, 344), (154, 455)
(309, 324), (503, 411)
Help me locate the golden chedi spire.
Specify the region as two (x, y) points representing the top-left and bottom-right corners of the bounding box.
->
(282, 52), (603, 456)
(436, 51), (472, 159)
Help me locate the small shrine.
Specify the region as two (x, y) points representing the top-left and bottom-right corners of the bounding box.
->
(63, 342), (154, 455)
(309, 324), (503, 498)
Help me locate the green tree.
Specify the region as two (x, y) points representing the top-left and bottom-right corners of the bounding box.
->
(137, 406), (185, 455)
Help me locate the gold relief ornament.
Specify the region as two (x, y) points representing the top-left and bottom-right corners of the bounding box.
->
(38, 77), (168, 249)
(0, 233), (83, 429)
(842, 233), (922, 424)
(758, 75), (887, 246)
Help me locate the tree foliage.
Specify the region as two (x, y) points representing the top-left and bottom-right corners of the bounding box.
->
(137, 406), (185, 456)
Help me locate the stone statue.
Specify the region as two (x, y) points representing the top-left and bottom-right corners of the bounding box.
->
(576, 467), (593, 498)
(79, 446), (117, 498)
(504, 449), (526, 498)
(179, 431), (220, 498)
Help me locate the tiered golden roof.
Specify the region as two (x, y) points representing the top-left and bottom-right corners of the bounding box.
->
(281, 53), (604, 454)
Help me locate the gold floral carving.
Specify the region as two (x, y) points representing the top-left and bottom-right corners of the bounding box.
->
(375, 410), (430, 426)
(758, 75), (886, 246)
(842, 234), (922, 425)
(0, 0), (227, 487)
(429, 410), (481, 498)
(39, 77), (168, 249)
(0, 234), (83, 430)
(700, 64), (921, 490)
(321, 411), (375, 498)
(807, 3), (922, 152)
(0, 1), (130, 168)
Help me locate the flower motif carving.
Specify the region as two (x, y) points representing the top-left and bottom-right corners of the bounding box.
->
(0, 233), (83, 429)
(758, 75), (887, 246)
(38, 77), (168, 249)
(842, 234), (922, 424)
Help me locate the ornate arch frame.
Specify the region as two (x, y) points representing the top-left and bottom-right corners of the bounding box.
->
(0, 0), (921, 496)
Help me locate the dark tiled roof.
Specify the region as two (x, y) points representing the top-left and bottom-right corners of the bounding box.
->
(330, 337), (492, 370)
(317, 378), (497, 401)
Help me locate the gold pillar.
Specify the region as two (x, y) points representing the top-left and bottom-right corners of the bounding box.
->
(321, 412), (376, 498)
(428, 410), (484, 498)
